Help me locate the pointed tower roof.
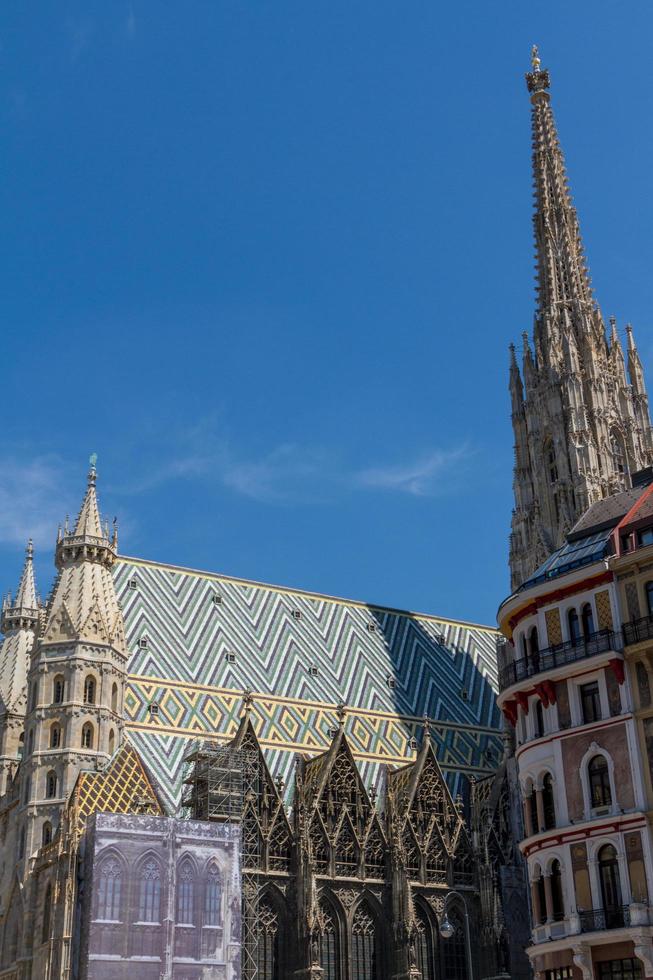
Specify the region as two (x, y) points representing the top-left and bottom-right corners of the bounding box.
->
(526, 46), (603, 352)
(0, 541), (40, 713)
(44, 458), (124, 647)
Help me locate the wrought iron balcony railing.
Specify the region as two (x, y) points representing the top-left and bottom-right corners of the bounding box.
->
(498, 629), (620, 692)
(623, 613), (653, 647)
(578, 906), (630, 933)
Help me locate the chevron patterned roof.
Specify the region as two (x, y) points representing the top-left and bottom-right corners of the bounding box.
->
(115, 556), (502, 813)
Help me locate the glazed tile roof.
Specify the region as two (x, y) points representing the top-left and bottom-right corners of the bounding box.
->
(115, 556), (502, 813)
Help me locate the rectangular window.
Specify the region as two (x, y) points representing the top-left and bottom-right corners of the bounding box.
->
(598, 959), (643, 980)
(580, 681), (601, 724)
(545, 969), (574, 980)
(638, 528), (653, 548)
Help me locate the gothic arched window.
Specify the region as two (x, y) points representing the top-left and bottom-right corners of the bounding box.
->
(53, 676), (64, 705)
(83, 676), (96, 705)
(42, 884), (52, 944)
(42, 822), (52, 847)
(442, 905), (468, 980)
(97, 856), (122, 921)
(204, 863), (222, 927)
(611, 432), (627, 477)
(111, 682), (118, 713)
(108, 729), (115, 756)
(414, 905), (436, 980)
(176, 860), (194, 924)
(50, 724), (62, 749)
(588, 755), (612, 808)
(46, 770), (57, 799)
(138, 859), (162, 923)
(351, 902), (379, 980)
(81, 723), (94, 749)
(256, 898), (280, 980)
(318, 902), (340, 980)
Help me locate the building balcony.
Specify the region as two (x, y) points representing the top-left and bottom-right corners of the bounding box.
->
(623, 613), (653, 647)
(579, 906), (631, 932)
(498, 629), (621, 692)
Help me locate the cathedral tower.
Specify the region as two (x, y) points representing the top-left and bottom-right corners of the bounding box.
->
(0, 541), (40, 795)
(509, 48), (653, 591)
(17, 461), (127, 862)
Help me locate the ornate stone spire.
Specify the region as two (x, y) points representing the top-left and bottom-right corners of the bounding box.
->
(0, 541), (40, 712)
(508, 51), (653, 591)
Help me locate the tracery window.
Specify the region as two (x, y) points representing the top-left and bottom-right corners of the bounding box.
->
(83, 675), (96, 705)
(46, 770), (57, 799)
(204, 863), (222, 926)
(334, 823), (358, 877)
(50, 724), (62, 749)
(256, 898), (279, 980)
(42, 822), (52, 846)
(318, 903), (340, 980)
(53, 676), (64, 705)
(415, 906), (436, 980)
(611, 432), (627, 477)
(97, 856), (122, 921)
(588, 755), (612, 808)
(176, 860), (194, 924)
(81, 722), (94, 749)
(138, 859), (161, 923)
(351, 902), (379, 980)
(442, 906), (468, 980)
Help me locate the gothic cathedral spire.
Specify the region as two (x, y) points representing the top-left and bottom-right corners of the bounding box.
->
(508, 49), (653, 591)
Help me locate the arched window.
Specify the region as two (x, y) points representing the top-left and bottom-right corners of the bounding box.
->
(53, 676), (64, 705)
(414, 904), (436, 980)
(176, 860), (194, 924)
(568, 609), (581, 645)
(204, 863), (222, 927)
(50, 724), (62, 749)
(42, 822), (52, 847)
(611, 432), (627, 477)
(256, 897), (280, 980)
(647, 582), (653, 617)
(351, 902), (379, 980)
(550, 860), (564, 921)
(46, 771), (57, 799)
(83, 675), (96, 705)
(589, 755), (612, 808)
(528, 627), (539, 658)
(542, 773), (556, 829)
(42, 884), (52, 943)
(81, 723), (94, 749)
(442, 905), (469, 980)
(528, 786), (538, 835)
(138, 859), (161, 923)
(545, 439), (558, 484)
(535, 701), (545, 739)
(97, 856), (122, 921)
(318, 902), (340, 980)
(581, 603), (595, 639)
(598, 844), (624, 927)
(108, 729), (115, 756)
(521, 633), (528, 661)
(111, 682), (118, 713)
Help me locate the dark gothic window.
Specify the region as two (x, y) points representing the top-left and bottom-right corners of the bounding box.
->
(42, 884), (52, 944)
(138, 859), (161, 923)
(442, 907), (468, 980)
(176, 861), (194, 924)
(581, 603), (595, 639)
(46, 770), (57, 799)
(50, 724), (62, 749)
(256, 899), (279, 980)
(97, 856), (122, 921)
(550, 860), (564, 921)
(542, 773), (556, 829)
(83, 676), (96, 705)
(545, 440), (558, 483)
(111, 682), (118, 713)
(611, 433), (627, 477)
(351, 902), (379, 980)
(415, 906), (436, 980)
(334, 823), (358, 877)
(204, 863), (222, 926)
(108, 729), (115, 755)
(81, 723), (94, 749)
(318, 903), (340, 980)
(588, 755), (612, 809)
(53, 676), (64, 705)
(42, 822), (52, 846)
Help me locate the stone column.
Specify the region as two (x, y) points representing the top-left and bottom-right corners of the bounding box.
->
(543, 874), (554, 924)
(524, 797), (534, 837)
(530, 879), (542, 925)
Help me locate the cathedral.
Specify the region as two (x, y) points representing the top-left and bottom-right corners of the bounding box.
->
(0, 48), (650, 980)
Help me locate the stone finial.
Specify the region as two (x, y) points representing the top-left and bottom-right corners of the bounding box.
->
(531, 44), (541, 72)
(335, 700), (347, 727)
(242, 688), (254, 715)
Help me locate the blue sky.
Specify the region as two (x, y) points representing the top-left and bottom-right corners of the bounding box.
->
(2, 1), (653, 626)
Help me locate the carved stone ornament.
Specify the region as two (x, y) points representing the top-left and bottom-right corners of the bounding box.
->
(334, 888), (358, 911)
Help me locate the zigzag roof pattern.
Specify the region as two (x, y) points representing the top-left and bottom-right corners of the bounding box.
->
(115, 556), (502, 812)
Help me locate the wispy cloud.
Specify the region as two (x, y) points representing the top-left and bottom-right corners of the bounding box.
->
(0, 457), (70, 548)
(354, 446), (469, 496)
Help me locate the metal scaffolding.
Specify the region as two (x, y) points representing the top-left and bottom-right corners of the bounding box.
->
(182, 739), (261, 980)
